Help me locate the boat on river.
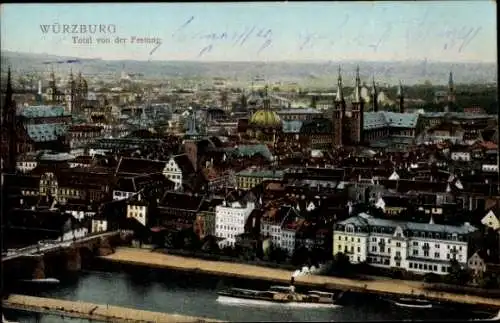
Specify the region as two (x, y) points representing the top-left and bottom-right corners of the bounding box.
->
(217, 285), (342, 307)
(18, 277), (60, 285)
(390, 297), (433, 308)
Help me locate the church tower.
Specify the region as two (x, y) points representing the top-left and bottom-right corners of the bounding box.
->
(371, 75), (378, 112)
(350, 66), (364, 144)
(333, 66), (346, 147)
(447, 71), (456, 108)
(3, 67), (18, 174)
(65, 69), (76, 114)
(397, 80), (405, 113)
(48, 66), (58, 104)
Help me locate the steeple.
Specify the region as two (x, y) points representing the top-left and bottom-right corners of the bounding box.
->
(371, 75), (378, 112)
(335, 66), (344, 103)
(332, 66), (345, 147)
(397, 80), (405, 113)
(263, 85), (271, 110)
(353, 65), (361, 103)
(447, 71), (456, 106)
(350, 66), (364, 145)
(4, 66), (18, 173)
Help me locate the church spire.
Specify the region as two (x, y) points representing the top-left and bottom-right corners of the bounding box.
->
(447, 70), (456, 107)
(263, 84), (270, 110)
(353, 65), (361, 103)
(4, 66), (18, 173)
(397, 80), (405, 113)
(371, 75), (378, 112)
(335, 66), (344, 102)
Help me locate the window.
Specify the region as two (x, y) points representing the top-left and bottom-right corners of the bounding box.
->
(357, 238), (360, 242)
(435, 244), (440, 248)
(409, 263), (413, 268)
(418, 263), (423, 269)
(424, 250), (429, 257)
(413, 249), (418, 256)
(434, 252), (440, 258)
(413, 241), (418, 246)
(396, 242), (401, 247)
(433, 265), (437, 271)
(372, 246), (377, 252)
(357, 247), (360, 252)
(396, 262), (401, 267)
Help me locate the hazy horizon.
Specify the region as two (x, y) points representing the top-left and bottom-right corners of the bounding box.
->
(1, 2), (497, 63)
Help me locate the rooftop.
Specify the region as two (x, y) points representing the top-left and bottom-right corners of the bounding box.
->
(18, 105), (70, 118)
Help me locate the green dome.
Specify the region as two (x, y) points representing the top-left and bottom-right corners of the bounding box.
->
(249, 109), (282, 129)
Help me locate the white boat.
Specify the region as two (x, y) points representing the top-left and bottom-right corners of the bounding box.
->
(217, 285), (342, 308)
(19, 277), (60, 284)
(390, 297), (433, 308)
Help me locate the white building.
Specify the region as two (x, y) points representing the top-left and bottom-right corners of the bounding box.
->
(333, 213), (477, 275)
(92, 217), (108, 233)
(126, 195), (148, 227)
(164, 154), (195, 191)
(260, 206), (301, 256)
(61, 227), (88, 241)
(481, 210), (500, 231)
(215, 201), (255, 248)
(450, 151), (471, 162)
(16, 153), (38, 173)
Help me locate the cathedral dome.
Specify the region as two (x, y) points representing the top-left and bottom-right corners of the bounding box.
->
(249, 109), (282, 129)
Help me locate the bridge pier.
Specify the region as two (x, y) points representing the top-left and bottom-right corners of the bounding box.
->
(97, 237), (114, 256)
(32, 256), (45, 279)
(66, 248), (81, 272)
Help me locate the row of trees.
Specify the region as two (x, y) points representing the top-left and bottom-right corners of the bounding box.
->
(159, 230), (500, 290)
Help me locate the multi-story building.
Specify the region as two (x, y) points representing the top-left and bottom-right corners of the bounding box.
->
(68, 124), (103, 149)
(333, 213), (477, 275)
(215, 200), (255, 248)
(260, 205), (301, 256)
(235, 168), (284, 190)
(164, 154), (196, 191)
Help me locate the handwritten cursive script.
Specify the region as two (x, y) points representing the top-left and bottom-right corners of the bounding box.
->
(171, 16), (273, 57)
(438, 25), (482, 53)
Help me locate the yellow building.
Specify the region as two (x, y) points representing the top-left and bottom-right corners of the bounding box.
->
(235, 169), (284, 190)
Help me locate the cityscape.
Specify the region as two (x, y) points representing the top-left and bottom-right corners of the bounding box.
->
(1, 2), (499, 323)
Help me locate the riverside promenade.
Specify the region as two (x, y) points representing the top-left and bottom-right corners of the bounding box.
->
(102, 247), (500, 308)
(3, 294), (222, 323)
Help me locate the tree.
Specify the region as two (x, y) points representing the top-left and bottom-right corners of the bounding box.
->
(446, 259), (471, 285)
(478, 272), (500, 289)
(201, 235), (220, 254)
(291, 245), (309, 267)
(268, 245), (288, 264)
(330, 252), (352, 277)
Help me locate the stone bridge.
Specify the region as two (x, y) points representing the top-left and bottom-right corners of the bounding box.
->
(3, 231), (128, 281)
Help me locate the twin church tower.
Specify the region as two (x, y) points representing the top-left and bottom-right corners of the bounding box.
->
(331, 66), (406, 147)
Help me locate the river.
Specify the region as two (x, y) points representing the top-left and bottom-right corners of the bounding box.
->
(3, 263), (497, 322)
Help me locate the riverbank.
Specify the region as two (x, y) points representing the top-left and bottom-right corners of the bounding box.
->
(2, 294), (223, 323)
(101, 247), (500, 308)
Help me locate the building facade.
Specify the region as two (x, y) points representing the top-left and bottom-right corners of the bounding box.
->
(333, 213), (477, 275)
(215, 201), (255, 248)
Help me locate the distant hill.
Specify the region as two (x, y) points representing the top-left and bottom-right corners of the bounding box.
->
(1, 51), (497, 87)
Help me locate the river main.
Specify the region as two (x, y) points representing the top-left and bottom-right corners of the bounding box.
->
(3, 263), (496, 322)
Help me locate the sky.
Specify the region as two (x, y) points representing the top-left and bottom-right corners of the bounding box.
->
(0, 2), (497, 62)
